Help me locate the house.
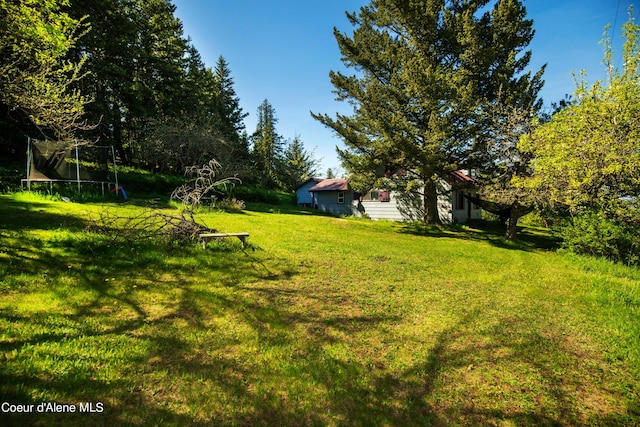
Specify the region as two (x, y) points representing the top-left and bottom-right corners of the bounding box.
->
(295, 178), (323, 207)
(359, 170), (482, 223)
(308, 178), (357, 216)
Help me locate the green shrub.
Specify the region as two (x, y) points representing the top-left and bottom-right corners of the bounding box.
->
(0, 159), (23, 192)
(216, 197), (246, 213)
(562, 211), (640, 266)
(117, 167), (186, 197)
(230, 186), (280, 205)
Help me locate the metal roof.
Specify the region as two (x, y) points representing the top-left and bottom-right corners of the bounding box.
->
(450, 170), (477, 185)
(294, 177), (323, 191)
(308, 178), (350, 192)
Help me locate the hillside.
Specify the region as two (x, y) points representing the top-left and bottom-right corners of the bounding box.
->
(1, 193), (639, 426)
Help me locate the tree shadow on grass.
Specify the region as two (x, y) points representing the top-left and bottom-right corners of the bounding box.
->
(198, 284), (633, 426)
(396, 220), (562, 253)
(2, 290), (633, 426)
(0, 231), (310, 425)
(0, 224), (633, 425)
(243, 201), (339, 218)
(0, 197), (88, 231)
(365, 307), (632, 426)
(1, 226), (428, 424)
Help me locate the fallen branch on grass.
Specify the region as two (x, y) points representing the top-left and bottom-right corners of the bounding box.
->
(87, 208), (215, 245)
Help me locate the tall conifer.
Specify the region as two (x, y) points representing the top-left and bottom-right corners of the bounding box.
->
(313, 0), (544, 223)
(252, 99), (283, 188)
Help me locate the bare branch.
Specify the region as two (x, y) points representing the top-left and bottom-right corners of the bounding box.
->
(171, 159), (241, 212)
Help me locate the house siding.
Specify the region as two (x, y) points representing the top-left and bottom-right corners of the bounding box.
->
(295, 180), (317, 206)
(438, 193), (454, 223)
(313, 191), (356, 216)
(360, 200), (405, 221)
(360, 184), (481, 223)
(452, 190), (482, 223)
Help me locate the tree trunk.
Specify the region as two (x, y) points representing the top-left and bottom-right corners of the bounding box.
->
(423, 179), (441, 224)
(112, 102), (128, 165)
(505, 205), (519, 240)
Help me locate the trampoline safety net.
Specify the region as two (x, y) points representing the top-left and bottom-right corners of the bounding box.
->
(24, 138), (118, 194)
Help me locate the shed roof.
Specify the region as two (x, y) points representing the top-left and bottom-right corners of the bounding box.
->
(294, 178), (323, 191)
(450, 170), (477, 185)
(309, 178), (350, 192)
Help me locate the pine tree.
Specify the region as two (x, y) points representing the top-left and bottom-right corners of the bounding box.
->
(212, 56), (250, 175)
(312, 0), (544, 224)
(251, 99), (283, 188)
(282, 135), (320, 190)
(67, 0), (198, 164)
(213, 56), (248, 144)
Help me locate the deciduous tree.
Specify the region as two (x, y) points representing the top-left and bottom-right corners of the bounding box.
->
(520, 14), (640, 215)
(518, 13), (640, 264)
(0, 0), (89, 151)
(476, 104), (537, 239)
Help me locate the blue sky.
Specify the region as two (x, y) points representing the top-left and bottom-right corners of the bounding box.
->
(172, 0), (637, 176)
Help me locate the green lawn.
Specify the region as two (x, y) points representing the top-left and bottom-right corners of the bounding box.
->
(1, 193), (639, 426)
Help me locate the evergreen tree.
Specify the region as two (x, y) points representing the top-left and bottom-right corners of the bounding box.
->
(312, 0), (544, 224)
(212, 56), (250, 175)
(213, 56), (248, 144)
(282, 135), (320, 190)
(251, 99), (283, 188)
(66, 0), (136, 161)
(67, 0), (201, 164)
(2, 0), (250, 173)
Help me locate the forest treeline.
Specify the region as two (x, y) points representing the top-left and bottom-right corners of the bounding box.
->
(0, 0), (318, 190)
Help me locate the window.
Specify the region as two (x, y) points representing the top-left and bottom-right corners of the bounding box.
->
(338, 192), (345, 204)
(456, 191), (465, 210)
(363, 189), (389, 202)
(472, 193), (480, 210)
(365, 190), (379, 201)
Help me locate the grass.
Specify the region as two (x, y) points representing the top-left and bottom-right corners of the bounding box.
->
(0, 192), (639, 426)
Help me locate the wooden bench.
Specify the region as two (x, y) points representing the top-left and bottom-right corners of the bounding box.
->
(199, 232), (250, 248)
